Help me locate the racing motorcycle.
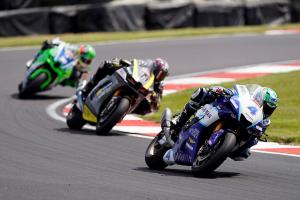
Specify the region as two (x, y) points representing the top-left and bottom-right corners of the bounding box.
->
(145, 84), (265, 176)
(18, 43), (76, 98)
(66, 59), (155, 135)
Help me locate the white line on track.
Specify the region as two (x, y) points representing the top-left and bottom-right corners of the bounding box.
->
(251, 150), (300, 158)
(46, 96), (73, 122)
(45, 96), (156, 139)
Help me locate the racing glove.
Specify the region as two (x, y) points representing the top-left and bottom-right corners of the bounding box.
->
(150, 92), (160, 112)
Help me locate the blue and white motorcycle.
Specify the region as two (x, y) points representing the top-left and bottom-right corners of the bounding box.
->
(145, 84), (265, 176)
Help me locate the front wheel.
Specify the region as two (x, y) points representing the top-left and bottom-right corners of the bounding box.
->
(18, 72), (48, 99)
(145, 134), (169, 170)
(192, 132), (236, 176)
(96, 97), (130, 135)
(66, 104), (86, 130)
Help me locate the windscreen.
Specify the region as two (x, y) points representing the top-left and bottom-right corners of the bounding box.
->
(246, 84), (264, 108)
(234, 84), (263, 107)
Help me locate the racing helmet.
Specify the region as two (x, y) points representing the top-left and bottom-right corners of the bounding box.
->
(262, 87), (278, 118)
(153, 58), (169, 82)
(79, 44), (96, 66)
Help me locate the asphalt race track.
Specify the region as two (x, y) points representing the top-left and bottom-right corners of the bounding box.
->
(0, 34), (300, 200)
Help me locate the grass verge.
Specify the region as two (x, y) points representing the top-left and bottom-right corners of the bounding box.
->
(1, 23), (300, 48)
(144, 70), (300, 145)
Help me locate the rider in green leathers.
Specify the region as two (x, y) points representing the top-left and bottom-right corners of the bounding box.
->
(31, 38), (96, 88)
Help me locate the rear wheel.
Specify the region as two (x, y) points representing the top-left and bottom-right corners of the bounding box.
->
(18, 72), (49, 98)
(66, 104), (86, 130)
(145, 134), (168, 170)
(96, 97), (130, 135)
(192, 132), (236, 176)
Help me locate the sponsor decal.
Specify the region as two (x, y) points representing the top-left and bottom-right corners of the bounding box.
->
(189, 128), (200, 138)
(200, 106), (212, 118)
(230, 98), (239, 109)
(245, 113), (254, 121)
(185, 142), (194, 151)
(96, 89), (102, 96)
(165, 150), (171, 160)
(188, 137), (196, 144)
(175, 152), (193, 163)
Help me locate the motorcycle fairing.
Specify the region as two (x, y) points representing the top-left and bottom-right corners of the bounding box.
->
(163, 84), (266, 168)
(195, 104), (220, 127)
(130, 59), (155, 90)
(172, 104), (221, 165)
(21, 45), (76, 91)
(172, 122), (205, 165)
(231, 84), (263, 128)
(82, 104), (97, 123)
(51, 45), (75, 81)
(22, 51), (52, 90)
(83, 72), (126, 122)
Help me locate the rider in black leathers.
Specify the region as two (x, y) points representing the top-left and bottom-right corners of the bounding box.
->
(78, 58), (169, 115)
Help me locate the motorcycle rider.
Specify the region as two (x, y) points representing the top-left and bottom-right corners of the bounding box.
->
(163, 85), (278, 162)
(77, 58), (169, 114)
(30, 37), (96, 88)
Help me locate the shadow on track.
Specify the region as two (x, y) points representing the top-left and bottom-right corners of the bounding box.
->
(135, 167), (240, 179)
(55, 127), (129, 137)
(11, 93), (68, 100)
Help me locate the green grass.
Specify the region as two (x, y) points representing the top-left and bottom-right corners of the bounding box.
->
(1, 23), (300, 48)
(144, 70), (300, 145)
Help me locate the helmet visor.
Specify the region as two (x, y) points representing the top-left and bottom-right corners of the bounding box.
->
(81, 56), (92, 65)
(263, 101), (276, 118)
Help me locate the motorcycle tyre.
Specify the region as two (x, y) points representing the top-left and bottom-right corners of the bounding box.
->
(192, 132), (236, 176)
(145, 135), (168, 170)
(18, 73), (48, 99)
(96, 97), (130, 135)
(66, 104), (86, 130)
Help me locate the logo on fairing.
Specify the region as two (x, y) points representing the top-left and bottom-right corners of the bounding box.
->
(189, 128), (200, 138)
(201, 106), (212, 118)
(188, 137), (195, 144)
(175, 152), (192, 163)
(186, 142), (194, 151)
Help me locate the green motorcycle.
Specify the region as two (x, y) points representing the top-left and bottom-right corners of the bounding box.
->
(18, 44), (76, 98)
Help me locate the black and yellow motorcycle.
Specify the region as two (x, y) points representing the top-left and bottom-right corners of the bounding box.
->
(66, 59), (155, 135)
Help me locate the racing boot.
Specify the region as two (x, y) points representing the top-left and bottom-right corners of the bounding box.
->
(171, 102), (197, 137)
(158, 108), (175, 148)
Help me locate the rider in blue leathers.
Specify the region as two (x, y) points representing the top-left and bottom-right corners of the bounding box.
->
(169, 85), (278, 161)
